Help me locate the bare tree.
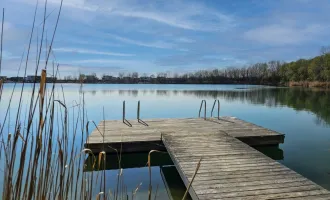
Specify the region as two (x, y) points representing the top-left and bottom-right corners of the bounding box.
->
(118, 72), (125, 79)
(132, 72), (139, 79)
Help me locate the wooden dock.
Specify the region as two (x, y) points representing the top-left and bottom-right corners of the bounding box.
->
(86, 117), (284, 153)
(86, 117), (330, 199)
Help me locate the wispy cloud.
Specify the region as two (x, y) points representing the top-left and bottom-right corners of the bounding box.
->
(65, 58), (159, 73)
(176, 37), (195, 43)
(155, 53), (246, 67)
(26, 0), (236, 32)
(2, 51), (21, 59)
(108, 34), (174, 49)
(106, 1), (235, 31)
(70, 58), (154, 67)
(53, 47), (134, 57)
(244, 23), (327, 46)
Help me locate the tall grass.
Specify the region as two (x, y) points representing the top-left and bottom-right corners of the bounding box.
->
(0, 2), (199, 200)
(0, 1), (124, 199)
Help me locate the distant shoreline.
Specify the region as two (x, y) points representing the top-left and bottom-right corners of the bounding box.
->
(3, 81), (330, 88)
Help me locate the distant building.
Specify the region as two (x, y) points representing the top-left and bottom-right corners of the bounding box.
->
(139, 76), (151, 83)
(102, 75), (115, 82)
(85, 75), (98, 82)
(25, 75), (41, 82)
(47, 77), (57, 83)
(8, 77), (24, 82)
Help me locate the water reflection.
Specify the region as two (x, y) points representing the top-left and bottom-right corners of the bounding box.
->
(82, 88), (330, 125)
(254, 146), (284, 160)
(84, 146), (284, 200)
(84, 153), (173, 171)
(160, 166), (192, 200)
(84, 153), (188, 200)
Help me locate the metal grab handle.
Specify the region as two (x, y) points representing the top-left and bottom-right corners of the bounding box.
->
(137, 100), (148, 126)
(123, 100), (126, 122)
(211, 100), (220, 120)
(122, 101), (132, 127)
(198, 100), (206, 120)
(137, 100), (140, 120)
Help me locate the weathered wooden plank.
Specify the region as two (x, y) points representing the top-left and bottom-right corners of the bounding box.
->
(162, 130), (330, 200)
(276, 194), (330, 199)
(184, 168), (292, 177)
(193, 177), (309, 190)
(200, 190), (330, 200)
(196, 183), (319, 196)
(198, 186), (327, 199)
(190, 172), (301, 184)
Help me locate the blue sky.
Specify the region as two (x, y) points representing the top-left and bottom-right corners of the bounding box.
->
(1, 0), (330, 78)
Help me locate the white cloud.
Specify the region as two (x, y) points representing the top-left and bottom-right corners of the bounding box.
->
(1, 22), (28, 42)
(19, 0), (235, 32)
(53, 47), (134, 56)
(176, 37), (195, 43)
(60, 58), (159, 75)
(108, 34), (174, 49)
(70, 58), (152, 66)
(2, 51), (20, 59)
(18, 0), (99, 11)
(244, 24), (326, 45)
(106, 1), (235, 32)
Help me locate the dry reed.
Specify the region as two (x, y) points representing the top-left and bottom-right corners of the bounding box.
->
(182, 157), (202, 200)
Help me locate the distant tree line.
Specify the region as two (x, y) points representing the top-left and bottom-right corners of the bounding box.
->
(3, 47), (330, 87)
(59, 61), (283, 85)
(73, 47), (330, 87)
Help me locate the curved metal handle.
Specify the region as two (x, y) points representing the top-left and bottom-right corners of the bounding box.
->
(137, 100), (140, 120)
(123, 100), (126, 122)
(198, 100), (206, 120)
(211, 100), (220, 120)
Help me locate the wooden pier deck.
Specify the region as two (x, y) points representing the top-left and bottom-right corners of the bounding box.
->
(85, 117), (330, 199)
(86, 117), (284, 153)
(163, 132), (330, 199)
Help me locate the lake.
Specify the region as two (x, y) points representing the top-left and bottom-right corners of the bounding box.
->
(1, 83), (330, 199)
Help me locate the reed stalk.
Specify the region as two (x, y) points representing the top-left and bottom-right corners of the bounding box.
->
(182, 157), (202, 200)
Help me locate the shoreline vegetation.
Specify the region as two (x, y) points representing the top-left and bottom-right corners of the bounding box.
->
(3, 79), (330, 88)
(288, 81), (330, 88)
(2, 52), (330, 88)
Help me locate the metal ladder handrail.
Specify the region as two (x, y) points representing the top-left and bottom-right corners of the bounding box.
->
(198, 100), (206, 120)
(137, 100), (140, 120)
(211, 99), (220, 120)
(137, 100), (148, 126)
(122, 101), (132, 127)
(123, 100), (126, 122)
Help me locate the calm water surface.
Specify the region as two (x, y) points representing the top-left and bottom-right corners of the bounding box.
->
(1, 83), (330, 198)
